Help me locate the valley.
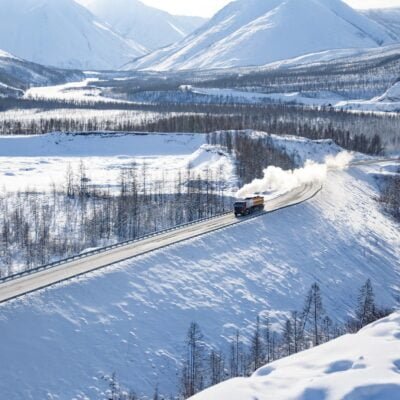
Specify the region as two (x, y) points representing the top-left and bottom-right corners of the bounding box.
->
(0, 0), (399, 399)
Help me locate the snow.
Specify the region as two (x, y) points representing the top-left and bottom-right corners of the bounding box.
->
(190, 83), (400, 113)
(336, 81), (400, 112)
(0, 132), (204, 158)
(127, 0), (395, 71)
(0, 108), (160, 124)
(76, 0), (206, 51)
(190, 312), (400, 400)
(24, 78), (132, 103)
(238, 151), (353, 198)
(267, 134), (347, 165)
(0, 49), (18, 60)
(0, 132), (236, 192)
(377, 81), (400, 102)
(364, 8), (400, 41)
(0, 0), (147, 70)
(0, 48), (83, 90)
(190, 86), (346, 107)
(0, 135), (398, 398)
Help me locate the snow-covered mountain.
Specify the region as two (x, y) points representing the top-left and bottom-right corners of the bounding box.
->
(190, 312), (400, 400)
(364, 8), (400, 41)
(0, 0), (147, 70)
(77, 0), (206, 51)
(127, 0), (396, 71)
(0, 49), (83, 97)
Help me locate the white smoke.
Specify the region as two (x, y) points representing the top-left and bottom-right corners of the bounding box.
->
(237, 151), (353, 198)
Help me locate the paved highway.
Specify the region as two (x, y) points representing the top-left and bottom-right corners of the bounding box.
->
(0, 181), (322, 303)
(1, 157), (397, 304)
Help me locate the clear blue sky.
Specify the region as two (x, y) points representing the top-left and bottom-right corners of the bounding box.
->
(141, 0), (400, 17)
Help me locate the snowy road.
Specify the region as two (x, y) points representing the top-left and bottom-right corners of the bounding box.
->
(0, 182), (321, 304)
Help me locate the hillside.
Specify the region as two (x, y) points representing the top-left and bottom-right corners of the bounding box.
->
(77, 0), (206, 51)
(190, 312), (400, 400)
(336, 80), (400, 113)
(0, 134), (398, 398)
(0, 49), (83, 97)
(127, 0), (396, 71)
(0, 0), (147, 70)
(365, 8), (400, 40)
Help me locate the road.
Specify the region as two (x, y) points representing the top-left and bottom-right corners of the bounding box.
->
(0, 181), (322, 304)
(1, 157), (398, 304)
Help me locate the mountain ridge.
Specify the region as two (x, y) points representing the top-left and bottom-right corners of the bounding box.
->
(76, 0), (207, 51)
(0, 48), (84, 97)
(126, 0), (396, 71)
(0, 0), (147, 70)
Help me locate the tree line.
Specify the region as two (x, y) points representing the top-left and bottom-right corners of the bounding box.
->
(0, 162), (230, 277)
(99, 280), (391, 399)
(178, 280), (390, 399)
(0, 98), (395, 154)
(207, 131), (295, 184)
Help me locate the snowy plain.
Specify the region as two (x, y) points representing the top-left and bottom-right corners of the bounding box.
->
(23, 78), (134, 104)
(0, 133), (398, 398)
(190, 312), (400, 400)
(0, 132), (237, 192)
(0, 131), (351, 193)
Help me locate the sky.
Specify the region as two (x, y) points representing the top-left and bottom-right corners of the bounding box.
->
(141, 0), (400, 17)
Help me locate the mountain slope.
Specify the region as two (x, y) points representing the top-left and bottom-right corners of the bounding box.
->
(77, 0), (206, 50)
(127, 0), (396, 71)
(0, 0), (147, 70)
(364, 8), (400, 41)
(0, 135), (398, 398)
(190, 312), (400, 400)
(0, 49), (83, 97)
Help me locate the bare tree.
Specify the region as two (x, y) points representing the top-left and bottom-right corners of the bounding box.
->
(181, 322), (206, 399)
(302, 283), (325, 346)
(249, 316), (264, 372)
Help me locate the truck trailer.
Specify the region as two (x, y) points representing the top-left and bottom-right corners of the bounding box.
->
(234, 196), (265, 217)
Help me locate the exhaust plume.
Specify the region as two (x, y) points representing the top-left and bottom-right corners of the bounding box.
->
(237, 151), (353, 198)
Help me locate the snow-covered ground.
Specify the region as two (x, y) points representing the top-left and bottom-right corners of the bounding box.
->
(23, 78), (133, 104)
(0, 132), (236, 192)
(190, 87), (346, 107)
(189, 84), (400, 114)
(0, 108), (163, 124)
(0, 139), (398, 398)
(0, 131), (352, 192)
(337, 81), (400, 113)
(191, 312), (400, 400)
(267, 134), (350, 165)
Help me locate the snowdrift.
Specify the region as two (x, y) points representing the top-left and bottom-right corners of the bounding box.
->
(190, 312), (400, 400)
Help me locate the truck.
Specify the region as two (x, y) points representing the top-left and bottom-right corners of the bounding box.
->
(234, 196), (265, 217)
